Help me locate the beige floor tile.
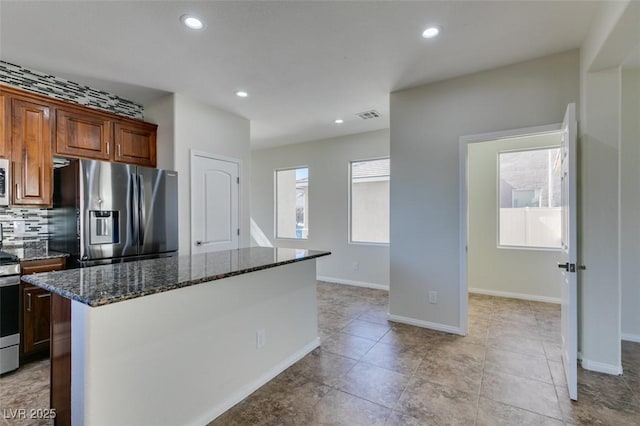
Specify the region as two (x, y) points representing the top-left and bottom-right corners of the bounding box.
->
(476, 397), (564, 426)
(321, 331), (377, 360)
(415, 355), (483, 395)
(311, 389), (390, 425)
(334, 362), (410, 408)
(481, 371), (563, 419)
(209, 373), (329, 426)
(542, 340), (563, 362)
(484, 348), (553, 383)
(556, 384), (640, 425)
(384, 410), (438, 426)
(341, 319), (390, 341)
(487, 334), (546, 358)
(548, 360), (567, 387)
(423, 338), (486, 365)
(285, 347), (357, 386)
(395, 377), (477, 425)
(577, 368), (637, 406)
(360, 341), (424, 375)
(357, 307), (390, 325)
(317, 312), (352, 331)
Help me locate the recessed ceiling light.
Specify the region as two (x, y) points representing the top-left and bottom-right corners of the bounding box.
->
(334, 119), (344, 124)
(181, 14), (204, 30)
(236, 91), (249, 98)
(422, 26), (440, 39)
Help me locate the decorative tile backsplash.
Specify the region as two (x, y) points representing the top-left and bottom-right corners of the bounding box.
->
(0, 207), (51, 244)
(0, 61), (143, 119)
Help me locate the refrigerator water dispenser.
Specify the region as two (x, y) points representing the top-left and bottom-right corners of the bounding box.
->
(90, 211), (120, 245)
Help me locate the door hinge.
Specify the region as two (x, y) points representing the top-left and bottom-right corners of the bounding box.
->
(237, 177), (240, 184)
(237, 228), (240, 236)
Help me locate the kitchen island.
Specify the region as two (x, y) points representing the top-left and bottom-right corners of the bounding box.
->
(22, 247), (330, 426)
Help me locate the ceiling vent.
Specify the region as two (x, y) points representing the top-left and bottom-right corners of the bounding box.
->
(356, 110), (381, 120)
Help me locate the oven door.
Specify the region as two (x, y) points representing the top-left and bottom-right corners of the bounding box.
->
(0, 275), (20, 374)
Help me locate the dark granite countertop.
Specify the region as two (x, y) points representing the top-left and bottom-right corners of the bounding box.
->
(22, 247), (330, 307)
(1, 241), (69, 261)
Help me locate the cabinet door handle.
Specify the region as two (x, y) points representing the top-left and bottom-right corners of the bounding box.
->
(117, 144), (121, 157)
(15, 183), (20, 199)
(27, 293), (32, 312)
(106, 142), (110, 156)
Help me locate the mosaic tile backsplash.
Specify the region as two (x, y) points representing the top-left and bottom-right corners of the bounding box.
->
(0, 207), (50, 244)
(0, 61), (143, 119)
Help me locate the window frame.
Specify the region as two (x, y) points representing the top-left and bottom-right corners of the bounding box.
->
(348, 156), (390, 246)
(496, 145), (562, 251)
(274, 165), (309, 240)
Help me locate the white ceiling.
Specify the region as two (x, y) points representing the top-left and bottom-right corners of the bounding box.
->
(0, 1), (599, 149)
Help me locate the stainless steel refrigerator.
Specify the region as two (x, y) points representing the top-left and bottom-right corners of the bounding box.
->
(50, 158), (178, 267)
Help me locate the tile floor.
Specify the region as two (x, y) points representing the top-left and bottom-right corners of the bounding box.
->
(1, 281), (639, 425)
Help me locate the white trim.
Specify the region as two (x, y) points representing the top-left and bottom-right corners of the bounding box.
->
(580, 357), (623, 375)
(469, 287), (561, 304)
(459, 123), (562, 144)
(622, 333), (640, 343)
(387, 314), (464, 336)
(196, 338), (320, 426)
(317, 275), (389, 291)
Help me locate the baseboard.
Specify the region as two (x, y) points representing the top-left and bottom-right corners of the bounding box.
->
(387, 314), (464, 336)
(197, 338), (321, 425)
(622, 333), (640, 343)
(468, 287), (561, 304)
(580, 357), (623, 375)
(317, 275), (389, 291)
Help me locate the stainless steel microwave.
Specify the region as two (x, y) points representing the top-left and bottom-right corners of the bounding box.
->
(0, 158), (9, 206)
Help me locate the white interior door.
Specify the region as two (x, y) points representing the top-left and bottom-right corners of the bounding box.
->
(191, 153), (239, 254)
(559, 103), (578, 400)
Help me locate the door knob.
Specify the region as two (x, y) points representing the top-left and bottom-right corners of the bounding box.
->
(558, 262), (576, 272)
(195, 241), (202, 246)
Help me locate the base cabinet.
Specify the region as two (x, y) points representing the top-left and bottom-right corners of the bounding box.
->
(20, 257), (66, 360)
(22, 285), (51, 356)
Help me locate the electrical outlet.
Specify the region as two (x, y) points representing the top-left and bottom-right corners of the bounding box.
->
(256, 329), (266, 349)
(428, 291), (438, 304)
(352, 262), (359, 271)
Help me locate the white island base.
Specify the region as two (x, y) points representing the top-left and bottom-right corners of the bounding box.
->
(64, 259), (319, 425)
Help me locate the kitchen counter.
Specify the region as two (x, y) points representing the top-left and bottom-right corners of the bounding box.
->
(2, 241), (69, 261)
(22, 247), (330, 307)
(31, 246), (328, 425)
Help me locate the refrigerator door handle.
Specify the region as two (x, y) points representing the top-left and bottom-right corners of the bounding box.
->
(130, 172), (139, 247)
(139, 174), (146, 243)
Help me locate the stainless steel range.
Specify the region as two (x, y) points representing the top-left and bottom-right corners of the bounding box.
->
(0, 249), (21, 375)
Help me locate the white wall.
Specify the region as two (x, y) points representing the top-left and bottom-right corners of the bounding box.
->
(468, 133), (562, 303)
(576, 0), (639, 373)
(621, 68), (640, 342)
(389, 50), (579, 332)
(146, 94), (251, 254)
(251, 129), (390, 289)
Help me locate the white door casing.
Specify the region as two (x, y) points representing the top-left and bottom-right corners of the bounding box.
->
(191, 152), (240, 254)
(559, 103), (578, 400)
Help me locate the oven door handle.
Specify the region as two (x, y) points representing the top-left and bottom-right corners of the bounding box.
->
(0, 276), (21, 287)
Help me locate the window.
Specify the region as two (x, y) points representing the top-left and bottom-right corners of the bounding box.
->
(275, 167), (308, 239)
(350, 158), (390, 244)
(498, 147), (561, 249)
